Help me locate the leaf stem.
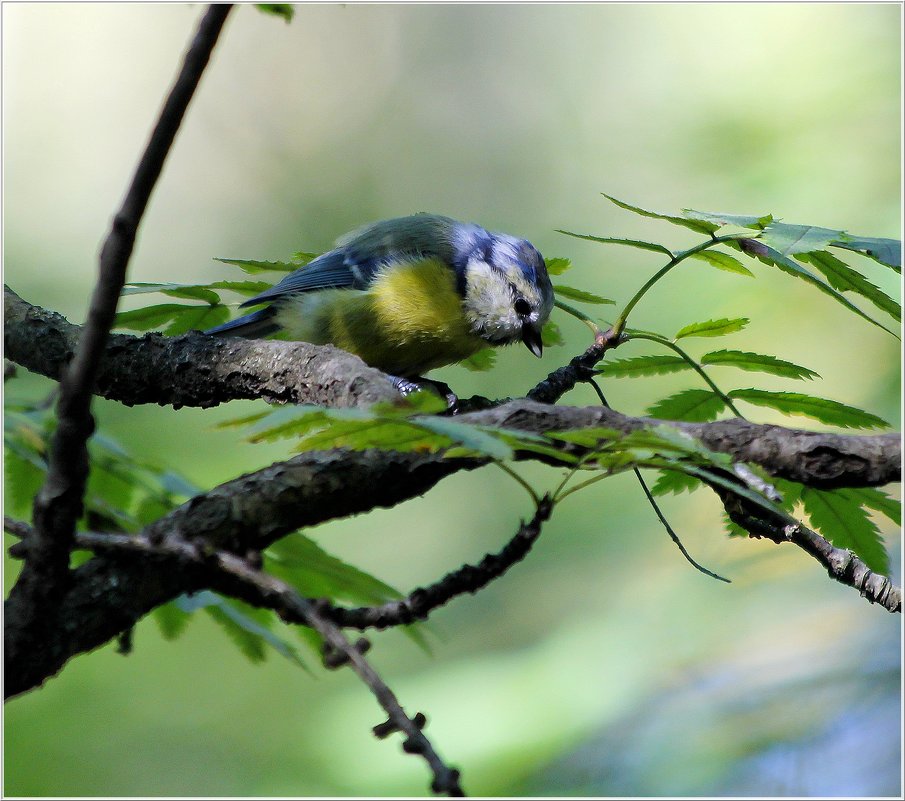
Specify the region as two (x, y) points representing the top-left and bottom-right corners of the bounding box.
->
(625, 332), (745, 417)
(493, 462), (540, 506)
(613, 234), (745, 335)
(554, 299), (603, 335)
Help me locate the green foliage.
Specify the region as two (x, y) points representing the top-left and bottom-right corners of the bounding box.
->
(541, 321), (566, 348)
(800, 488), (889, 574)
(556, 230), (674, 257)
(699, 350), (819, 380)
(552, 285), (615, 305)
(10, 197), (898, 676)
(2, 391), (405, 669)
(728, 389), (889, 429)
(544, 256), (573, 275)
(688, 250), (754, 277)
(646, 389), (728, 422)
(266, 534), (403, 606)
(797, 251), (901, 322)
(601, 355), (689, 377)
(674, 318), (750, 339)
(255, 4), (295, 23)
(573, 195), (899, 570)
(460, 348), (497, 371)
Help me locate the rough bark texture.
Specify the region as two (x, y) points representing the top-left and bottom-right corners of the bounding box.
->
(4, 288), (901, 697)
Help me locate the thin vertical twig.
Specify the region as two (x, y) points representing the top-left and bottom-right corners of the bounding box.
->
(6, 4), (233, 656)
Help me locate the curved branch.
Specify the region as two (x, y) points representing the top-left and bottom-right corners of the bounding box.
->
(724, 504), (901, 613)
(4, 449), (471, 698)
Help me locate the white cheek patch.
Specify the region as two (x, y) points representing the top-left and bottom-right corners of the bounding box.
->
(463, 258), (520, 341)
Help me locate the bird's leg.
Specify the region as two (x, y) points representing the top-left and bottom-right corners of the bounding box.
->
(390, 376), (459, 410)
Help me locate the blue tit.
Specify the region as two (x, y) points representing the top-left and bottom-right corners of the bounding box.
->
(205, 214), (555, 382)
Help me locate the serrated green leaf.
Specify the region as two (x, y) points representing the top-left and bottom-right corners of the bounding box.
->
(4, 448), (45, 518)
(681, 209), (773, 230)
(205, 603), (267, 663)
(214, 410), (274, 430)
(600, 355), (689, 377)
(547, 426), (622, 446)
(760, 222), (840, 256)
(729, 389), (889, 429)
(675, 317), (749, 340)
(602, 194), (719, 235)
(646, 389), (727, 422)
(302, 419), (449, 454)
(412, 417), (512, 461)
(555, 231), (673, 257)
(797, 251), (900, 323)
(256, 4), (294, 22)
(114, 303), (194, 331)
(552, 284), (615, 305)
(680, 464), (789, 521)
(831, 235), (901, 271)
(544, 257), (572, 275)
(460, 348), (497, 372)
(722, 509), (749, 538)
(625, 425), (733, 465)
(801, 487), (889, 574)
(162, 286), (220, 304)
(215, 257), (299, 274)
(123, 280), (269, 299)
(701, 350), (819, 380)
(540, 321), (565, 348)
(838, 487), (901, 526)
(751, 244), (897, 337)
(267, 534), (402, 606)
(154, 600), (192, 641)
(204, 594), (309, 669)
(207, 280), (273, 296)
(650, 469), (702, 496)
(164, 304), (230, 336)
(689, 250), (754, 277)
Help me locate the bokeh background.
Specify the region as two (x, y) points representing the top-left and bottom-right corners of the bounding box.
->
(3, 3), (901, 796)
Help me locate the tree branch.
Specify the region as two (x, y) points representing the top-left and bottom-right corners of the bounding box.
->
(324, 496), (553, 630)
(723, 503), (901, 613)
(3, 449), (470, 698)
(5, 288), (899, 489)
(3, 287), (399, 409)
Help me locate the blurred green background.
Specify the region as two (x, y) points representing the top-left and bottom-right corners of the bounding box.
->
(3, 3), (901, 797)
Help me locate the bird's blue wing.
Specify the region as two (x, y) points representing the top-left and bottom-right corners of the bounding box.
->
(239, 214), (486, 309)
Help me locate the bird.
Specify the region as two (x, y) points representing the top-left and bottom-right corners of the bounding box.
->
(205, 214), (554, 397)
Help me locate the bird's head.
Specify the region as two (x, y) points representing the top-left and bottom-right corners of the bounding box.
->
(454, 228), (554, 358)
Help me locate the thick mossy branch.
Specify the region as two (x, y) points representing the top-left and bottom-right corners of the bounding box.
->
(5, 287), (899, 488)
(4, 288), (901, 697)
(3, 287), (399, 409)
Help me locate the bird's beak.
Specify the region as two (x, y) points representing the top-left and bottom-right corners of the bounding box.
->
(521, 324), (544, 358)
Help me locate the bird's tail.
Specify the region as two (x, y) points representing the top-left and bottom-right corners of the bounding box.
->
(205, 307), (279, 338)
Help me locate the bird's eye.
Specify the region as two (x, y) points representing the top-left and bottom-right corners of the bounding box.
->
(514, 298), (531, 317)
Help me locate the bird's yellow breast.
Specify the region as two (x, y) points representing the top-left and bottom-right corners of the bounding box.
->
(274, 258), (486, 375)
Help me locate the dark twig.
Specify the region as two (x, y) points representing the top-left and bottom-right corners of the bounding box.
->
(527, 326), (625, 404)
(324, 497), (553, 630)
(16, 525), (463, 796)
(5, 5), (233, 659)
(721, 498), (901, 613)
(587, 377), (730, 583)
(206, 556), (465, 797)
